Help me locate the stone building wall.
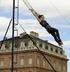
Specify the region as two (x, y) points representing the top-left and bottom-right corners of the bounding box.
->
(0, 33), (68, 72)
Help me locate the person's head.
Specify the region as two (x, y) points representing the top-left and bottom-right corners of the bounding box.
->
(38, 15), (45, 20)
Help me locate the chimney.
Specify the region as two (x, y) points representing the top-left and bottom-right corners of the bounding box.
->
(30, 31), (39, 38)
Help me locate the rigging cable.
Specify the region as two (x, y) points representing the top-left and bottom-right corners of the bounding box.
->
(23, 0), (33, 10)
(48, 0), (70, 25)
(0, 19), (12, 49)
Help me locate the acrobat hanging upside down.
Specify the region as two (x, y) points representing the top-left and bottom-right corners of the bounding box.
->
(23, 0), (63, 46)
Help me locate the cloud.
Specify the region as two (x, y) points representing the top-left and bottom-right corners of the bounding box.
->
(48, 40), (70, 47)
(0, 0), (13, 8)
(63, 41), (70, 47)
(53, 24), (70, 29)
(0, 17), (12, 40)
(0, 17), (11, 32)
(0, 0), (70, 18)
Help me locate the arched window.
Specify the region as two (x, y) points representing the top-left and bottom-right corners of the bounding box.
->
(37, 58), (40, 65)
(25, 42), (28, 47)
(45, 45), (48, 50)
(51, 47), (53, 51)
(0, 59), (4, 67)
(33, 41), (36, 46)
(55, 49), (58, 53)
(20, 59), (24, 65)
(28, 58), (32, 65)
(60, 51), (63, 55)
(39, 43), (42, 48)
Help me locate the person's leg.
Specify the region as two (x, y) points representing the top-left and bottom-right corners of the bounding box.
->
(51, 33), (59, 43)
(54, 29), (62, 41)
(46, 27), (63, 46)
(54, 28), (63, 45)
(52, 33), (63, 46)
(47, 28), (59, 43)
(50, 28), (63, 46)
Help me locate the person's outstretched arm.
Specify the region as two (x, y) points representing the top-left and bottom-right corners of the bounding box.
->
(30, 9), (41, 22)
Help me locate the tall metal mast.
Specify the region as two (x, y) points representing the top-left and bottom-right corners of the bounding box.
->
(11, 0), (15, 72)
(14, 0), (19, 36)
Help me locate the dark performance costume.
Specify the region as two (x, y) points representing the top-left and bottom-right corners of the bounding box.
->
(40, 20), (62, 45)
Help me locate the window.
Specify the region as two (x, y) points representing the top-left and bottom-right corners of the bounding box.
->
(29, 58), (32, 65)
(55, 49), (58, 53)
(45, 45), (48, 50)
(37, 58), (39, 65)
(39, 43), (42, 48)
(58, 65), (62, 71)
(14, 42), (19, 48)
(5, 44), (9, 49)
(9, 56), (17, 65)
(43, 60), (45, 66)
(51, 47), (53, 51)
(1, 44), (6, 50)
(33, 41), (36, 46)
(14, 70), (17, 72)
(25, 42), (28, 47)
(9, 59), (11, 66)
(20, 59), (24, 65)
(0, 60), (4, 67)
(29, 41), (33, 47)
(20, 42), (25, 48)
(63, 65), (65, 71)
(14, 55), (17, 64)
(60, 51), (63, 55)
(10, 61), (11, 66)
